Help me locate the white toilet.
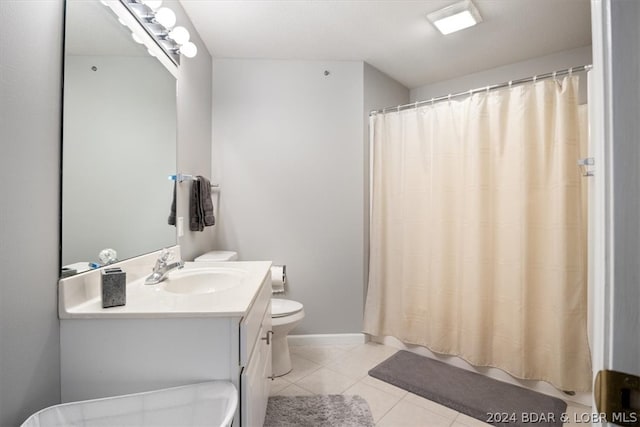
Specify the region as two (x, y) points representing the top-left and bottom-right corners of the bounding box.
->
(194, 251), (305, 377)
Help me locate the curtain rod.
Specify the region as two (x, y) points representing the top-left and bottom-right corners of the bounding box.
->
(370, 64), (592, 116)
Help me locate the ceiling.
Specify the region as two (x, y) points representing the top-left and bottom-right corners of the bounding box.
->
(179, 0), (591, 89)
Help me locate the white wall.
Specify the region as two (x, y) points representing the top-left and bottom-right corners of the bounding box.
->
(171, 0), (216, 261)
(410, 45), (592, 102)
(212, 59), (365, 334)
(211, 60), (408, 334)
(0, 1), (63, 425)
(62, 55), (176, 265)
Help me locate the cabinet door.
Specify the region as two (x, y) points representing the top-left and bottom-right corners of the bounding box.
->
(241, 308), (272, 427)
(239, 277), (272, 366)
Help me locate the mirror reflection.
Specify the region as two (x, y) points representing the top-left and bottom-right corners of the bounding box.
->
(62, 0), (177, 274)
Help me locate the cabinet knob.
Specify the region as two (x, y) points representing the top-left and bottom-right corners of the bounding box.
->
(261, 330), (274, 345)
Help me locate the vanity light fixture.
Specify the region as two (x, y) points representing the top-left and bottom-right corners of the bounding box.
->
(131, 32), (144, 44)
(141, 0), (162, 9)
(106, 0), (199, 65)
(179, 41), (197, 58)
(169, 26), (190, 45)
(154, 7), (176, 28)
(427, 0), (483, 35)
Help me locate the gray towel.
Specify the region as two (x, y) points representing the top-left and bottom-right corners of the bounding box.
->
(189, 176), (215, 231)
(168, 182), (177, 226)
(189, 179), (202, 231)
(198, 175), (216, 226)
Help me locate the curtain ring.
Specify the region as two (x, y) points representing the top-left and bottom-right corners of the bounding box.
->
(533, 75), (537, 83)
(568, 67), (573, 76)
(486, 86), (490, 94)
(447, 94), (452, 102)
(553, 71), (557, 81)
(430, 98), (435, 107)
(508, 80), (513, 88)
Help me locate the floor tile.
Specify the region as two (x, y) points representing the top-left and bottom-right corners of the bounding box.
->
(273, 383), (314, 397)
(403, 393), (459, 420)
(377, 400), (454, 427)
(360, 375), (408, 398)
(454, 412), (492, 426)
(326, 344), (397, 381)
(326, 352), (376, 380)
(294, 367), (357, 395)
(268, 377), (290, 396)
(343, 380), (403, 422)
(562, 403), (596, 426)
(348, 342), (398, 362)
(279, 353), (322, 383)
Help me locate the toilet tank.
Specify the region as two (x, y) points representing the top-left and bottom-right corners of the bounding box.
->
(194, 251), (238, 262)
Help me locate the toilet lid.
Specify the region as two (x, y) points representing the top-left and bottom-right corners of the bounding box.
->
(194, 251), (238, 262)
(271, 299), (303, 318)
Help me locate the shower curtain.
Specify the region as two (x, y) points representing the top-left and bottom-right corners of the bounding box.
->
(363, 76), (592, 391)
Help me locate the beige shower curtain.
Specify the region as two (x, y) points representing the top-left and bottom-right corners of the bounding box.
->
(363, 76), (592, 391)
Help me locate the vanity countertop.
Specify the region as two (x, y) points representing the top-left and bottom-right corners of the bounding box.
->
(59, 257), (272, 319)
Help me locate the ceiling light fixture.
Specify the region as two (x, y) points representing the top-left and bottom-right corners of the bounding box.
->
(427, 0), (483, 35)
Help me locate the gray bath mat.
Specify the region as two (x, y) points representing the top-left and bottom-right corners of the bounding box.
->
(369, 350), (567, 427)
(264, 395), (374, 427)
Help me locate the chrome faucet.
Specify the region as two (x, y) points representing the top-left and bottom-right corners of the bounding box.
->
(145, 249), (184, 285)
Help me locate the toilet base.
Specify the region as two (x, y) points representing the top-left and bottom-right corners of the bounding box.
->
(270, 308), (305, 378)
(271, 334), (292, 377)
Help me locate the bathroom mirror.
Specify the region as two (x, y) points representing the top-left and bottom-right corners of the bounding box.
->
(61, 0), (177, 273)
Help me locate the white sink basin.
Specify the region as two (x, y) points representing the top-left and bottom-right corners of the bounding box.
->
(161, 267), (246, 295)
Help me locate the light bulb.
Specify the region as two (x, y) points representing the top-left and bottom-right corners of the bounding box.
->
(131, 33), (144, 44)
(169, 26), (190, 45)
(180, 42), (197, 58)
(142, 0), (162, 10)
(154, 7), (176, 29)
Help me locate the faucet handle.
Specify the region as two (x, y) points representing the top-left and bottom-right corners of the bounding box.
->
(159, 248), (173, 262)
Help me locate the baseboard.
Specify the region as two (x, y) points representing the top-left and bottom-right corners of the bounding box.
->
(372, 335), (592, 407)
(287, 333), (367, 346)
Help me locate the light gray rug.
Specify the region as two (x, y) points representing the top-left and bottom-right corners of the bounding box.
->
(264, 395), (374, 427)
(369, 350), (567, 427)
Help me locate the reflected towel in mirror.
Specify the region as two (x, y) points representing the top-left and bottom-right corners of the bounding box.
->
(168, 182), (177, 226)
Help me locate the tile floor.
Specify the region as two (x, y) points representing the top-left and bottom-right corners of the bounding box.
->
(270, 342), (592, 427)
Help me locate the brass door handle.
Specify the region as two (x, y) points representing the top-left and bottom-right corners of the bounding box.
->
(595, 369), (640, 426)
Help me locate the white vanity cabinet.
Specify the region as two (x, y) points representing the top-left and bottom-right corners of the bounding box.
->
(240, 281), (273, 427)
(59, 257), (273, 427)
(239, 269), (273, 427)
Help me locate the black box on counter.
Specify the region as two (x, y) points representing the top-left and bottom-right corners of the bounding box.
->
(101, 267), (126, 308)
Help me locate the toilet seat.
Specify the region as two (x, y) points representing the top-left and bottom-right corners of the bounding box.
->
(271, 299), (303, 318)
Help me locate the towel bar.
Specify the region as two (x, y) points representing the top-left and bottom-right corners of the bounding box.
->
(168, 174), (219, 188)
